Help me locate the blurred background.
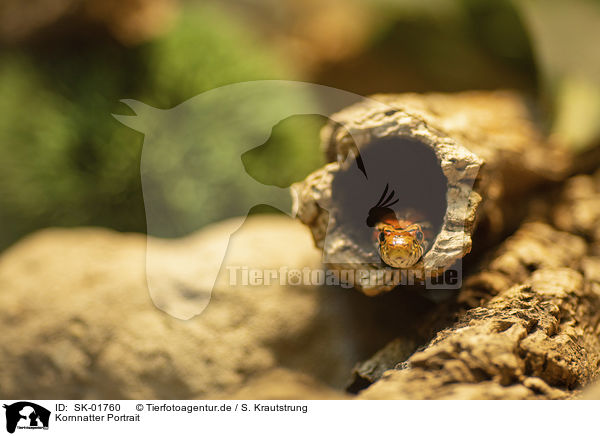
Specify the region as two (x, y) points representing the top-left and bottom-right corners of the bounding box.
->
(0, 0), (598, 251)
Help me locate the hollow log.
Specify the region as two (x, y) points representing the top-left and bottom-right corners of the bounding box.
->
(293, 91), (576, 295)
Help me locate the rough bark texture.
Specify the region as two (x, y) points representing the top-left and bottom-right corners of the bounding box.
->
(293, 91), (576, 294)
(351, 168), (600, 399)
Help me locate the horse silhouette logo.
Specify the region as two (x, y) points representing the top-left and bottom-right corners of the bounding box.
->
(3, 402), (50, 433)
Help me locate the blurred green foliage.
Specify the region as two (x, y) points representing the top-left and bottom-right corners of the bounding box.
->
(3, 0), (591, 249)
(0, 4), (324, 249)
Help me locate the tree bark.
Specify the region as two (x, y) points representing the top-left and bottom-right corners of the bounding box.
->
(352, 169), (600, 399)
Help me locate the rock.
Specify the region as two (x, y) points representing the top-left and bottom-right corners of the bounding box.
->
(215, 368), (348, 400)
(0, 215), (390, 399)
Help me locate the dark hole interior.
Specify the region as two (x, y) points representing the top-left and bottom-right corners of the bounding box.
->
(331, 136), (448, 258)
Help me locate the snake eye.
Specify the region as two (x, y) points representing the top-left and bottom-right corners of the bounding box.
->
(379, 232), (386, 242)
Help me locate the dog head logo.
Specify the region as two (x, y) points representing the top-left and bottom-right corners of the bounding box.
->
(3, 402), (50, 433)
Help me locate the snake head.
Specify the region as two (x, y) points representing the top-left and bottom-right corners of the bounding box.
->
(376, 223), (424, 268)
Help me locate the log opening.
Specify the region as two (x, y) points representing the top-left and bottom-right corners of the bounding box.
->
(331, 136), (448, 265)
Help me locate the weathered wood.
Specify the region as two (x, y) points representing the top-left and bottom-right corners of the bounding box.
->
(350, 169), (600, 399)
